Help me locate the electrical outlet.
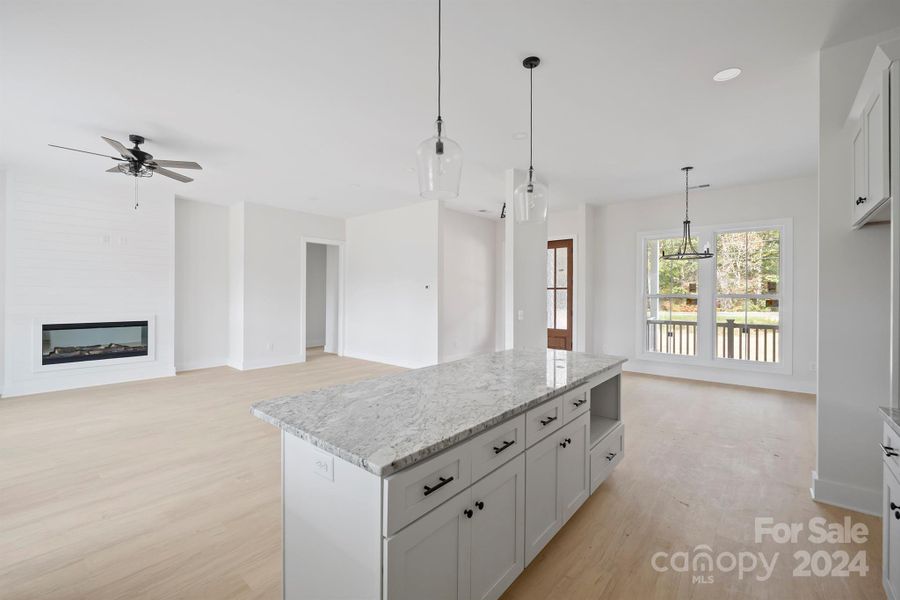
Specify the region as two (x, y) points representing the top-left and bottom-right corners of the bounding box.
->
(267, 342), (274, 352)
(311, 450), (334, 481)
(809, 361), (817, 373)
(517, 309), (525, 321)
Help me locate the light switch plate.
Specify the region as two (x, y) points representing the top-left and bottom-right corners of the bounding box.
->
(311, 449), (334, 481)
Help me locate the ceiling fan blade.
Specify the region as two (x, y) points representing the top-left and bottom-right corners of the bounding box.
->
(101, 136), (136, 160)
(152, 159), (202, 170)
(106, 166), (122, 173)
(49, 144), (124, 160)
(153, 166), (193, 183)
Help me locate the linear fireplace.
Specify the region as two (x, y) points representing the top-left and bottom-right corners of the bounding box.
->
(41, 321), (149, 365)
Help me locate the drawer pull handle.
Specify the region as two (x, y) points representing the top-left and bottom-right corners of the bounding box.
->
(423, 476), (454, 496)
(572, 398), (587, 407)
(464, 508), (473, 519)
(540, 415), (558, 426)
(493, 440), (515, 454)
(606, 452), (617, 461)
(881, 443), (898, 457)
(475, 501), (484, 511)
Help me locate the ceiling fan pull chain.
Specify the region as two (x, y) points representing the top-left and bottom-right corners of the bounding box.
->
(134, 177), (139, 211)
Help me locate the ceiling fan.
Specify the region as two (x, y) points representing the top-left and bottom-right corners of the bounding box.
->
(49, 134), (202, 183)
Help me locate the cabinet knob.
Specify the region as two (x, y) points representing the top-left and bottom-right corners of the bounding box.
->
(856, 196), (867, 205)
(475, 501), (484, 511)
(464, 509), (473, 519)
(891, 502), (900, 511)
(895, 511), (900, 521)
(559, 440), (568, 448)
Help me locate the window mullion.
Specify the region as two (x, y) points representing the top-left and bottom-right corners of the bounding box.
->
(697, 229), (715, 361)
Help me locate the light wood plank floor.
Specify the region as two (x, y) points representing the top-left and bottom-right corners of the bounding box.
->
(0, 352), (884, 599)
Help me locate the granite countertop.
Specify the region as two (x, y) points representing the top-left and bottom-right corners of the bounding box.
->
(251, 349), (626, 476)
(880, 407), (900, 436)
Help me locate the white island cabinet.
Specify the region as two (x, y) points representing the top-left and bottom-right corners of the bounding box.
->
(252, 349), (626, 600)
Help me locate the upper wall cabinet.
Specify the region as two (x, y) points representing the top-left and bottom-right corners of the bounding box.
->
(848, 42), (900, 229)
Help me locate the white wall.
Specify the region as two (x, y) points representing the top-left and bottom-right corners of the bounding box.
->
(0, 171), (6, 394)
(593, 175), (818, 394)
(236, 202), (344, 369)
(504, 169), (549, 350)
(3, 174), (175, 396)
(228, 203), (245, 370)
(175, 198), (229, 371)
(345, 201), (440, 368)
(439, 208), (496, 363)
(813, 28), (900, 515)
(305, 243), (327, 348)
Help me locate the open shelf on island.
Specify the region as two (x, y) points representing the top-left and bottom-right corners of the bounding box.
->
(590, 414), (619, 448)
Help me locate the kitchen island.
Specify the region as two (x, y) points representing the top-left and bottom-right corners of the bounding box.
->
(252, 348), (626, 600)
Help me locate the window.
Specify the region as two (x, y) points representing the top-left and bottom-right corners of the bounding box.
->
(639, 220), (790, 371)
(645, 238), (698, 356)
(715, 229), (780, 363)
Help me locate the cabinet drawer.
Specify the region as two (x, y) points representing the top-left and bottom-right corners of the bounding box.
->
(590, 423), (624, 494)
(884, 423), (900, 483)
(525, 396), (564, 447)
(561, 385), (590, 424)
(471, 414), (525, 483)
(384, 442), (472, 536)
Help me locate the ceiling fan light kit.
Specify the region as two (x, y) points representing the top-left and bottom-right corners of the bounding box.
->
(49, 133), (203, 209)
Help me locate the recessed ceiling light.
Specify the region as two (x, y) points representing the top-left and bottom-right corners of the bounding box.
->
(512, 132), (529, 140)
(713, 67), (742, 82)
(478, 209), (488, 213)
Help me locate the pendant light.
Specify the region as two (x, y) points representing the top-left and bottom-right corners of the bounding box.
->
(661, 166), (713, 260)
(416, 0), (462, 200)
(514, 56), (549, 223)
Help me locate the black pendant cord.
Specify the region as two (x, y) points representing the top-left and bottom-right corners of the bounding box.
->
(528, 66), (534, 186)
(436, 0), (442, 135)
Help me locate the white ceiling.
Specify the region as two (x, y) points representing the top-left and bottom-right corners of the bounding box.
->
(2, 0), (900, 218)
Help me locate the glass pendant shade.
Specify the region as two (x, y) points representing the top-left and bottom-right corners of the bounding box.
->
(417, 129), (462, 200)
(513, 176), (549, 223)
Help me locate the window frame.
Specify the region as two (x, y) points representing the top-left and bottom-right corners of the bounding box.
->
(635, 218), (793, 375)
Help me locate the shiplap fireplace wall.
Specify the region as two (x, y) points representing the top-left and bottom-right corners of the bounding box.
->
(2, 174), (175, 397)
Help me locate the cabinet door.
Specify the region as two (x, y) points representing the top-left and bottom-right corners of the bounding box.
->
(469, 454), (525, 600)
(865, 87), (887, 206)
(885, 465), (900, 600)
(558, 413), (590, 522)
(852, 123), (868, 222)
(384, 489), (471, 600)
(524, 431), (561, 565)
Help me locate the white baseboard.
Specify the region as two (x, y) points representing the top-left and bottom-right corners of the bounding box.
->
(175, 357), (228, 372)
(624, 359), (816, 394)
(1, 367), (176, 398)
(810, 470), (881, 516)
(235, 354), (305, 371)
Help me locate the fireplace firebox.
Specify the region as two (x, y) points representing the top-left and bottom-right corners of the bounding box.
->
(41, 321), (149, 365)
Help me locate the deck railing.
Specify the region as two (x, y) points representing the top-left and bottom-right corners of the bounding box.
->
(646, 319), (779, 363)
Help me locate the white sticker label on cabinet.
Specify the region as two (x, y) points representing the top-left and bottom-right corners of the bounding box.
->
(312, 449), (334, 482)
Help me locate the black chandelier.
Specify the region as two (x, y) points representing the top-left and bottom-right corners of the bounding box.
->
(661, 166), (712, 261)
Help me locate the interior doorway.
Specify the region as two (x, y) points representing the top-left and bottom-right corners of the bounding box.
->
(303, 239), (343, 360)
(547, 239), (573, 350)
